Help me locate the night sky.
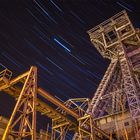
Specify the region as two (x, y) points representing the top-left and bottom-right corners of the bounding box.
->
(0, 0), (140, 134)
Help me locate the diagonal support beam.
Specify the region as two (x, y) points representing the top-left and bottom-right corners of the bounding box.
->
(2, 66), (37, 140)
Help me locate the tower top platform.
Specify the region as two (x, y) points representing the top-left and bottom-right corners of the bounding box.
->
(87, 10), (140, 59)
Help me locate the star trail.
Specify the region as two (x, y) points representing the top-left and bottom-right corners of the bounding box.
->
(53, 37), (71, 52)
(0, 0), (139, 135)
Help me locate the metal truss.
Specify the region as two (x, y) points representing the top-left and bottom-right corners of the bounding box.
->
(78, 115), (110, 140)
(2, 10), (140, 140)
(87, 59), (118, 116)
(78, 115), (95, 140)
(0, 68), (12, 87)
(69, 98), (110, 140)
(88, 10), (140, 139)
(64, 98), (90, 117)
(2, 66), (37, 140)
(0, 66), (110, 140)
(51, 120), (70, 140)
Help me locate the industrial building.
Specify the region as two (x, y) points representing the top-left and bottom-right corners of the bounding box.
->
(0, 10), (140, 139)
(0, 1), (140, 140)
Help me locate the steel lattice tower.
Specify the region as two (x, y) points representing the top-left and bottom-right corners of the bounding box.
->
(1, 10), (140, 140)
(87, 10), (140, 139)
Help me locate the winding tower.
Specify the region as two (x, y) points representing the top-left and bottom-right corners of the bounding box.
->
(87, 10), (140, 139)
(0, 10), (140, 140)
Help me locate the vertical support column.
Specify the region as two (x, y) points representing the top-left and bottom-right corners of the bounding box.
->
(51, 119), (69, 140)
(78, 115), (95, 140)
(2, 66), (37, 140)
(119, 50), (140, 119)
(119, 46), (140, 139)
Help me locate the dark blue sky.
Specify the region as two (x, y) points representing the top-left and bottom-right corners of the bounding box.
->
(0, 0), (139, 130)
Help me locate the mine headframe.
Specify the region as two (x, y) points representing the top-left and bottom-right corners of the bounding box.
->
(87, 10), (140, 139)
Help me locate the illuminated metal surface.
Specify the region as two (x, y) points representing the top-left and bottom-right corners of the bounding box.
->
(0, 67), (109, 139)
(1, 9), (139, 140)
(88, 10), (140, 139)
(2, 66), (37, 140)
